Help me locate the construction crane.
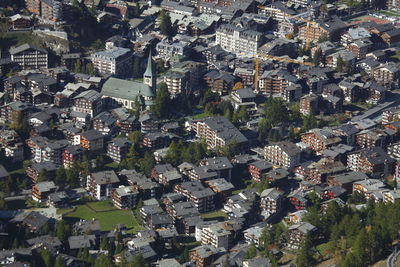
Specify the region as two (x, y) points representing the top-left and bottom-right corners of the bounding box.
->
(257, 5), (318, 49)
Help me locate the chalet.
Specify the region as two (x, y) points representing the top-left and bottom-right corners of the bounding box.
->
(107, 137), (132, 163)
(264, 141), (301, 170)
(76, 129), (104, 152)
(62, 145), (85, 168)
(327, 171), (369, 193)
(347, 147), (395, 177)
(259, 188), (284, 220)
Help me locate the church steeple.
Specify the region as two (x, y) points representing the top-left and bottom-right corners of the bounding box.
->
(143, 49), (156, 94)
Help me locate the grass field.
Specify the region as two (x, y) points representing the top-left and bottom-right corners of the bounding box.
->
(200, 210), (228, 220)
(61, 201), (142, 233)
(192, 112), (210, 119)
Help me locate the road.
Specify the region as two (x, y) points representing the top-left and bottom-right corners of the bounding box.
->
(387, 244), (400, 267)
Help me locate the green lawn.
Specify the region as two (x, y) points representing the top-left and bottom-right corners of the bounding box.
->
(379, 10), (400, 17)
(63, 204), (142, 233)
(200, 210), (228, 220)
(192, 112), (210, 119)
(105, 162), (119, 170)
(86, 200), (115, 212)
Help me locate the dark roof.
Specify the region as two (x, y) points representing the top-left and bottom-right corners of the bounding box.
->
(10, 43), (47, 55)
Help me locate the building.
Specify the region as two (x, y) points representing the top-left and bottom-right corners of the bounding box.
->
(372, 63), (399, 87)
(259, 188), (284, 219)
(25, 0), (41, 15)
(190, 245), (220, 267)
(299, 16), (347, 42)
(101, 76), (155, 110)
(76, 129), (104, 152)
(62, 145), (85, 168)
(86, 170), (120, 200)
(10, 43), (48, 69)
(264, 141), (301, 170)
(193, 116), (248, 149)
(163, 61), (206, 95)
(107, 138), (132, 163)
(156, 39), (189, 59)
(32, 181), (57, 202)
(216, 22), (263, 56)
(174, 181), (216, 213)
(300, 128), (341, 153)
(201, 221), (233, 249)
(91, 47), (132, 77)
(9, 14), (32, 29)
(248, 160), (272, 182)
(347, 147), (395, 177)
(41, 0), (63, 22)
(72, 90), (103, 118)
(287, 222), (316, 249)
(112, 185), (139, 209)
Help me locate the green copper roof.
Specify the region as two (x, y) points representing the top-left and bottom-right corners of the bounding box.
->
(101, 77), (154, 101)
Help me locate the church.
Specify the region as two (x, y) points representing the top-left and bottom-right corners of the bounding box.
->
(101, 51), (157, 110)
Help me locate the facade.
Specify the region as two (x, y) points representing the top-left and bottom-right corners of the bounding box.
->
(201, 221), (233, 249)
(86, 171), (120, 200)
(91, 47), (132, 77)
(264, 141), (301, 170)
(193, 116), (248, 149)
(347, 147), (395, 177)
(10, 44), (48, 69)
(112, 185), (139, 209)
(216, 22), (262, 56)
(26, 0), (41, 15)
(72, 90), (103, 118)
(32, 181), (57, 202)
(107, 138), (132, 163)
(41, 0), (63, 22)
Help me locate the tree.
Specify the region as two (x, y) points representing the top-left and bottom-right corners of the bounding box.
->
(296, 233), (314, 267)
(245, 244), (257, 259)
(37, 169), (48, 182)
(94, 254), (114, 267)
(139, 152), (155, 176)
(237, 106), (249, 123)
(151, 83), (171, 118)
(56, 220), (69, 243)
(130, 4), (141, 18)
(0, 196), (8, 210)
(10, 111), (29, 138)
(130, 253), (148, 267)
(86, 63), (97, 76)
(336, 55), (344, 72)
(159, 10), (173, 37)
(312, 48), (322, 65)
(55, 167), (67, 188)
(74, 59), (83, 73)
(263, 98), (289, 126)
(128, 131), (143, 146)
(40, 249), (53, 267)
(132, 56), (141, 78)
(54, 255), (66, 267)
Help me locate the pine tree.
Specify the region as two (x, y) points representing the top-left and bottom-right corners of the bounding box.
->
(159, 10), (173, 37)
(151, 83), (171, 118)
(296, 233), (314, 267)
(54, 255), (66, 267)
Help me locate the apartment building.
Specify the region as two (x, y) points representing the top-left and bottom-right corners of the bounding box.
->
(300, 128), (341, 153)
(248, 160), (272, 182)
(174, 181), (216, 213)
(163, 61), (206, 95)
(264, 141), (301, 170)
(216, 23), (263, 56)
(193, 116), (248, 149)
(10, 43), (48, 69)
(372, 63), (399, 87)
(27, 136), (68, 166)
(26, 161), (57, 183)
(156, 39), (189, 59)
(355, 128), (390, 149)
(107, 138), (132, 163)
(287, 222), (316, 249)
(353, 179), (385, 200)
(299, 16), (347, 43)
(201, 221), (233, 249)
(258, 69), (298, 95)
(76, 129), (104, 152)
(26, 0), (41, 15)
(112, 185), (139, 209)
(62, 145), (85, 168)
(190, 245), (219, 267)
(347, 147), (395, 177)
(91, 47), (132, 77)
(299, 94), (320, 115)
(259, 188), (284, 219)
(230, 88), (257, 114)
(41, 0), (63, 22)
(0, 128), (24, 162)
(86, 170), (120, 200)
(32, 181), (57, 202)
(72, 90), (103, 118)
